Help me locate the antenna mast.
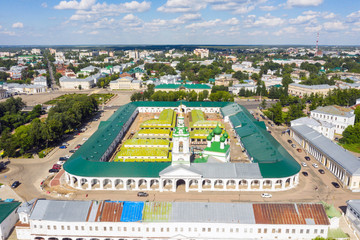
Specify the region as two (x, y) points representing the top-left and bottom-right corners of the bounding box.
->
(315, 32), (319, 56)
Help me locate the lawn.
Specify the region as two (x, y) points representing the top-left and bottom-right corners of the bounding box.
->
(44, 93), (114, 105)
(327, 228), (349, 239)
(341, 143), (360, 153)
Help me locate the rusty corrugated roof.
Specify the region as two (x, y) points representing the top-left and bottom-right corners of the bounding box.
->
(100, 201), (123, 222)
(253, 203), (330, 225)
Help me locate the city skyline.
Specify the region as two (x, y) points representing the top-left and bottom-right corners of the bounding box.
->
(0, 0), (359, 46)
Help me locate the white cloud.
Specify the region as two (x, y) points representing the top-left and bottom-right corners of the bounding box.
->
(41, 2), (48, 8)
(54, 0), (96, 10)
(323, 12), (335, 19)
(185, 17), (239, 29)
(253, 14), (285, 27)
(68, 1), (151, 21)
(286, 0), (323, 8)
(289, 14), (317, 24)
(178, 13), (201, 22)
(259, 5), (278, 11)
(209, 0), (267, 14)
(0, 25), (2, 30)
(323, 21), (348, 31)
(12, 22), (24, 28)
(88, 30), (99, 34)
(248, 30), (268, 36)
(0, 31), (16, 36)
(157, 0), (206, 13)
(305, 25), (322, 32)
(273, 26), (297, 36)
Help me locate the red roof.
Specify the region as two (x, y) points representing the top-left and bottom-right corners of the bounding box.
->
(253, 203), (330, 225)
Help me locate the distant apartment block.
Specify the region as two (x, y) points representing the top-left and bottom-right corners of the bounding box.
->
(193, 48), (209, 58)
(288, 83), (336, 97)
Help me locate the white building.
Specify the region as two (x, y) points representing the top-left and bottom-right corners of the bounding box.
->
(0, 201), (21, 240)
(291, 125), (360, 191)
(346, 199), (360, 238)
(310, 105), (355, 134)
(59, 76), (95, 90)
(109, 76), (141, 90)
(0, 89), (11, 99)
(16, 199), (330, 240)
(193, 48), (209, 58)
(33, 76), (47, 87)
(229, 84), (256, 95)
(291, 117), (336, 140)
(31, 49), (41, 55)
(3, 83), (46, 94)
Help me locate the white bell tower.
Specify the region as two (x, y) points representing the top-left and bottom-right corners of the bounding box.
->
(172, 105), (191, 165)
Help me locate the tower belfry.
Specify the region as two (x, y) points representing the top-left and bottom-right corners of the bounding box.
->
(171, 104), (191, 165)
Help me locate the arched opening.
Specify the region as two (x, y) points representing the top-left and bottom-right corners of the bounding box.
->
(176, 179), (186, 191)
(103, 179), (112, 189)
(275, 180), (282, 189)
(202, 179), (211, 189)
(285, 178), (291, 187)
(163, 179), (173, 190)
(71, 176), (78, 187)
(251, 180), (260, 189)
(226, 180), (236, 189)
(91, 179), (100, 189)
(80, 178), (88, 189)
(263, 180), (272, 189)
(138, 179), (147, 189)
(48, 238), (58, 240)
(34, 238), (45, 240)
(115, 179), (124, 189)
(239, 180), (248, 189)
(150, 179), (159, 189)
(63, 238), (72, 240)
(214, 180), (224, 189)
(189, 179), (199, 189)
(126, 179), (136, 190)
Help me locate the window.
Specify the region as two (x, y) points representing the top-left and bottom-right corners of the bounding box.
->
(47, 225), (50, 230)
(202, 228), (206, 232)
(306, 229), (310, 234)
(208, 228), (211, 232)
(181, 228), (183, 232)
(34, 225), (37, 229)
(320, 229), (324, 234)
(222, 228), (225, 232)
(161, 228), (164, 232)
(39, 225), (42, 229)
(258, 229), (261, 233)
(244, 228), (247, 233)
(300, 229), (303, 234)
(75, 226), (78, 230)
(216, 228), (219, 232)
(264, 229), (267, 233)
(250, 228), (253, 233)
(236, 228), (239, 233)
(104, 226), (107, 231)
(278, 229), (281, 233)
(314, 229), (318, 234)
(61, 226), (64, 230)
(81, 226), (84, 231)
(95, 226), (98, 231)
(146, 228), (149, 232)
(89, 226), (92, 231)
(67, 226), (70, 230)
(189, 228), (191, 232)
(230, 228), (233, 233)
(124, 227), (127, 231)
(110, 226), (113, 231)
(286, 229), (289, 234)
(272, 229), (275, 233)
(292, 229), (295, 234)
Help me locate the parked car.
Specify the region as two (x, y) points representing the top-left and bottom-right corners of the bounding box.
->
(62, 143), (69, 146)
(261, 193), (272, 198)
(11, 181), (20, 188)
(137, 192), (149, 197)
(49, 169), (59, 173)
(82, 137), (88, 141)
(287, 140), (292, 144)
(318, 169), (325, 174)
(52, 164), (61, 170)
(331, 182), (340, 188)
(291, 144), (296, 148)
(301, 162), (307, 167)
(69, 149), (77, 153)
(267, 131), (271, 134)
(57, 161), (64, 165)
(75, 145), (81, 149)
(304, 156), (311, 161)
(302, 171), (308, 176)
(297, 148), (302, 153)
(59, 145), (67, 149)
(312, 163), (318, 168)
(59, 157), (69, 161)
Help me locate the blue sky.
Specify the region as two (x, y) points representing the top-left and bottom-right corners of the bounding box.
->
(0, 0), (359, 45)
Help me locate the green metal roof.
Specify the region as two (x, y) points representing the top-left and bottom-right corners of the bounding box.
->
(0, 201), (21, 223)
(154, 84), (211, 90)
(228, 106), (300, 178)
(154, 84), (179, 89)
(64, 101), (299, 179)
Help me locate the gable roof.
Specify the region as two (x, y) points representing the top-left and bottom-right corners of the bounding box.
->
(0, 201), (21, 223)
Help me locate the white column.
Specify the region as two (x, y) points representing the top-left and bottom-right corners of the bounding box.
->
(134, 179), (139, 190)
(235, 180), (239, 190)
(281, 179), (286, 189)
(111, 180), (116, 190)
(87, 178), (92, 190)
(211, 180), (215, 191)
(172, 179), (176, 192)
(99, 179), (103, 190)
(198, 179), (202, 192)
(223, 180), (227, 190)
(259, 180), (264, 190)
(185, 179), (189, 193)
(271, 180), (276, 190)
(247, 181), (251, 190)
(77, 178), (81, 188)
(69, 176), (75, 187)
(159, 180), (164, 192)
(147, 180), (151, 190)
